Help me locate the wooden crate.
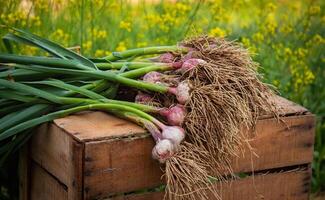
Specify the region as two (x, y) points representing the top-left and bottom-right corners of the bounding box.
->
(19, 96), (315, 200)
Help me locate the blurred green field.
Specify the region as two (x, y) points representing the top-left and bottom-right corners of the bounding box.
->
(0, 0), (324, 198)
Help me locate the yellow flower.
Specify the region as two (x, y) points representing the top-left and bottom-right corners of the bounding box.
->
(309, 6), (320, 15)
(92, 28), (107, 39)
(50, 29), (70, 46)
(95, 49), (105, 57)
(145, 14), (162, 27)
(305, 69), (315, 84)
(264, 15), (278, 34)
(209, 27), (226, 37)
(241, 37), (251, 48)
(116, 41), (126, 52)
(175, 2), (190, 14)
(97, 30), (107, 39)
(82, 41), (92, 52)
(252, 32), (264, 43)
(284, 48), (292, 58)
(31, 16), (42, 27)
(312, 34), (325, 44)
(119, 21), (131, 32)
(296, 48), (307, 58)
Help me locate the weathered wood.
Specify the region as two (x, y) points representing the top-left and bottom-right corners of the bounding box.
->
(30, 162), (68, 200)
(266, 96), (308, 117)
(231, 114), (315, 173)
(29, 122), (83, 199)
(54, 111), (146, 142)
(19, 95), (314, 200)
(84, 136), (163, 199)
(30, 123), (71, 185)
(83, 114), (314, 199)
(54, 96), (308, 143)
(111, 167), (311, 200)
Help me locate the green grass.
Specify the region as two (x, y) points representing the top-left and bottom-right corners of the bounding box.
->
(0, 0), (324, 197)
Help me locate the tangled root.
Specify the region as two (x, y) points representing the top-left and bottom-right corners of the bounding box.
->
(157, 36), (278, 200)
(164, 142), (220, 200)
(184, 84), (249, 176)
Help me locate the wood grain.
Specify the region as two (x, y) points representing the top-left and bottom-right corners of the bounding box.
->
(111, 167), (311, 200)
(30, 162), (68, 200)
(83, 114), (314, 199)
(30, 123), (71, 185)
(54, 111), (146, 142)
(54, 96), (308, 143)
(20, 95), (313, 200)
(29, 122), (83, 200)
(231, 114), (315, 173)
(84, 136), (163, 199)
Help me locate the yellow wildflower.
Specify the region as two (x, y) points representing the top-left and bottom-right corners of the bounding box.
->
(92, 28), (107, 39)
(305, 69), (315, 84)
(209, 27), (226, 37)
(265, 15), (278, 34)
(50, 29), (70, 46)
(296, 48), (307, 58)
(119, 21), (131, 32)
(284, 48), (292, 59)
(116, 41), (126, 52)
(175, 2), (190, 14)
(312, 34), (325, 44)
(82, 41), (92, 52)
(252, 32), (264, 43)
(95, 50), (105, 57)
(241, 37), (251, 48)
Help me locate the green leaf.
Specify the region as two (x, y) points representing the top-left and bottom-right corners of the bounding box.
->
(0, 54), (90, 70)
(0, 68), (47, 81)
(0, 79), (61, 104)
(10, 28), (98, 70)
(30, 79), (107, 101)
(0, 104), (50, 133)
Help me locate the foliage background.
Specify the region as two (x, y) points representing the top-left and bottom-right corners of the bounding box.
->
(0, 0), (324, 198)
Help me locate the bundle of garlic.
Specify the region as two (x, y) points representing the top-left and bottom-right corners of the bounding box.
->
(0, 28), (277, 200)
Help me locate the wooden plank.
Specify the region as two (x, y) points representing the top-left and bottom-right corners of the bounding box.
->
(84, 114), (314, 199)
(30, 123), (71, 185)
(54, 111), (146, 142)
(84, 136), (163, 199)
(54, 96), (308, 142)
(268, 96), (308, 116)
(30, 122), (84, 200)
(69, 139), (84, 200)
(30, 162), (68, 200)
(111, 167), (311, 200)
(231, 114), (315, 173)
